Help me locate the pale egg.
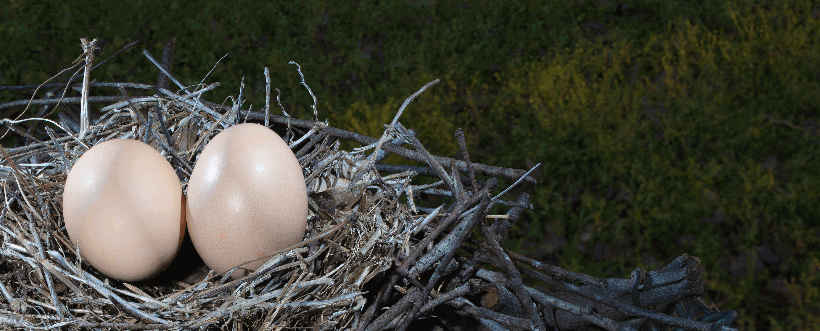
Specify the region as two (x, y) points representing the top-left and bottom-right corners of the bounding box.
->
(186, 123), (308, 279)
(62, 139), (185, 282)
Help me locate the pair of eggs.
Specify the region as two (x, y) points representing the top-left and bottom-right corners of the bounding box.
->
(62, 123), (309, 282)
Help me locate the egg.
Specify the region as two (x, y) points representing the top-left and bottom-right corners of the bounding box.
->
(62, 139), (185, 282)
(186, 123), (308, 279)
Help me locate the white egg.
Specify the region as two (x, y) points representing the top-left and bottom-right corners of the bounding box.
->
(186, 123), (308, 279)
(63, 139), (185, 282)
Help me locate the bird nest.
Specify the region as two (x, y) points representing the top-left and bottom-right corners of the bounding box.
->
(0, 38), (739, 330)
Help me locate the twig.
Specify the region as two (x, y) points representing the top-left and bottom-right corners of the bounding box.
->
(397, 177), (497, 280)
(394, 122), (457, 197)
(390, 79), (439, 127)
(490, 162), (540, 202)
(288, 61), (318, 123)
(396, 191), (493, 331)
(0, 95), (139, 111)
(78, 38), (98, 140)
(238, 108), (537, 184)
(364, 287), (423, 331)
(509, 251), (605, 288)
(481, 224), (547, 331)
(418, 279), (476, 315)
(264, 67), (271, 128)
(448, 297), (533, 330)
(142, 50), (190, 95)
(480, 282), (523, 318)
(375, 163), (481, 186)
(455, 128), (480, 194)
(155, 37), (176, 92)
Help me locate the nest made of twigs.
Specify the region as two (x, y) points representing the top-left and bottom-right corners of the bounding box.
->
(0, 38), (738, 331)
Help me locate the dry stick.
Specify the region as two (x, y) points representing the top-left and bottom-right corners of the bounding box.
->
(517, 252), (699, 313)
(144, 50), (225, 132)
(3, 116), (123, 159)
(287, 122), (325, 150)
(239, 109), (537, 185)
(485, 255), (735, 331)
(455, 128), (480, 194)
(526, 287), (643, 331)
(142, 50), (191, 95)
(23, 103), (56, 146)
(368, 127), (415, 164)
(407, 198), (486, 280)
(1, 120), (43, 145)
(444, 257), (479, 293)
(400, 177), (496, 278)
(155, 37), (175, 93)
(0, 81), (154, 93)
(28, 219), (63, 319)
(450, 155), (466, 204)
(260, 271), (304, 329)
(118, 86), (147, 126)
(395, 122), (457, 197)
(0, 146), (38, 203)
(357, 178), (497, 331)
(78, 39), (138, 75)
(2, 64), (83, 134)
(142, 109), (153, 144)
(394, 193), (493, 331)
(153, 37), (176, 147)
(475, 249), (624, 329)
(156, 87), (223, 124)
(481, 282), (523, 318)
(0, 95), (138, 111)
(375, 162), (483, 186)
(0, 41), (141, 93)
(514, 261), (571, 294)
(492, 193), (530, 242)
(417, 281), (475, 315)
(555, 272), (718, 330)
(363, 287), (424, 331)
(288, 61), (319, 123)
(230, 76), (245, 125)
(178, 82), (220, 102)
(264, 67), (271, 128)
(44, 127), (71, 172)
(354, 79), (438, 185)
(448, 297), (533, 330)
(509, 251), (606, 288)
(475, 268), (623, 331)
(412, 278), (491, 327)
(413, 188), (529, 210)
(0, 40), (138, 141)
(481, 224), (547, 331)
(155, 103), (175, 148)
(78, 38), (98, 140)
(295, 131), (328, 158)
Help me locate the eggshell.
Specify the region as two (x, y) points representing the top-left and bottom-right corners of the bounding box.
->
(186, 123), (308, 279)
(62, 139), (185, 282)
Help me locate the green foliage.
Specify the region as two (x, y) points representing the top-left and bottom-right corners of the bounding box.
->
(1, 0), (818, 329)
